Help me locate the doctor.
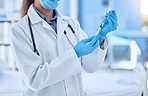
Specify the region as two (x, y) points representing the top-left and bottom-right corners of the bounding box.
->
(9, 0), (118, 96)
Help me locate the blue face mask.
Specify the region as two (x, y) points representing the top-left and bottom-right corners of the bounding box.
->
(40, 0), (60, 10)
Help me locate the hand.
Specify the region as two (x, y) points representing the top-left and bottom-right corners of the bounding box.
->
(74, 36), (100, 58)
(99, 10), (118, 40)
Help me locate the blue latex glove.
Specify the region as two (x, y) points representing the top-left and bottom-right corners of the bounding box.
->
(74, 36), (100, 58)
(99, 10), (118, 40)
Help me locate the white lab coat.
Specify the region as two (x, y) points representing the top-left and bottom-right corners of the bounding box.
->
(9, 4), (108, 96)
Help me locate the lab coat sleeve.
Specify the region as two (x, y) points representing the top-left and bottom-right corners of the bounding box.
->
(75, 20), (108, 73)
(9, 25), (83, 91)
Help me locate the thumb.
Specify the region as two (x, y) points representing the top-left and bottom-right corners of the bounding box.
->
(88, 35), (100, 46)
(81, 36), (94, 44)
(93, 39), (99, 50)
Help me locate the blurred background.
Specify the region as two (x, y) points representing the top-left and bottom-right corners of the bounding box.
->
(0, 0), (148, 96)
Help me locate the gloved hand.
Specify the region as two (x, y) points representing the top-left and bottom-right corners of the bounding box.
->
(74, 36), (100, 58)
(98, 10), (118, 40)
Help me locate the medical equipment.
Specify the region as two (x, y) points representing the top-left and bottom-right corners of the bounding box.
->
(29, 15), (100, 58)
(100, 10), (116, 28)
(107, 36), (141, 70)
(63, 24), (79, 47)
(82, 64), (146, 96)
(28, 17), (40, 56)
(100, 15), (107, 28)
(98, 10), (118, 40)
(40, 0), (60, 10)
(28, 16), (80, 56)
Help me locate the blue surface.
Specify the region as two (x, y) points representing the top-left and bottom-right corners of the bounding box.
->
(0, 14), (6, 18)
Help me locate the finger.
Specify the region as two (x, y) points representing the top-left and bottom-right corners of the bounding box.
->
(106, 14), (113, 26)
(93, 39), (99, 49)
(102, 18), (108, 25)
(82, 36), (94, 43)
(107, 15), (118, 29)
(107, 15), (118, 26)
(99, 28), (106, 39)
(100, 18), (108, 28)
(112, 10), (117, 19)
(109, 11), (117, 22)
(96, 32), (101, 39)
(107, 14), (118, 27)
(87, 35), (99, 46)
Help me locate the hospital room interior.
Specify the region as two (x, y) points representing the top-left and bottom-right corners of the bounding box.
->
(0, 0), (148, 96)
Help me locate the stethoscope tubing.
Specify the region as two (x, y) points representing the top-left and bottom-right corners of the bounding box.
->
(28, 16), (79, 55)
(64, 24), (79, 47)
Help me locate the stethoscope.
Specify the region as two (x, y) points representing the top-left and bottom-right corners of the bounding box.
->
(64, 24), (79, 47)
(28, 16), (79, 56)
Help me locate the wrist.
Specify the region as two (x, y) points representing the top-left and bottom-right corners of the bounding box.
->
(73, 47), (80, 58)
(98, 31), (106, 40)
(99, 34), (106, 40)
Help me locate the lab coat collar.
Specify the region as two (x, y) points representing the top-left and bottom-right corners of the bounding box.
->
(28, 5), (56, 34)
(27, 4), (68, 38)
(27, 4), (42, 24)
(27, 4), (68, 25)
(56, 10), (68, 38)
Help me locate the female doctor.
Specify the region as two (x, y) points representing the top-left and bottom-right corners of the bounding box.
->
(9, 0), (118, 96)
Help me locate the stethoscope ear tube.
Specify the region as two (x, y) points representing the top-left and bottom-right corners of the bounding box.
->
(64, 31), (75, 47)
(67, 24), (79, 42)
(28, 16), (40, 56)
(68, 24), (75, 34)
(28, 16), (79, 56)
(64, 24), (80, 47)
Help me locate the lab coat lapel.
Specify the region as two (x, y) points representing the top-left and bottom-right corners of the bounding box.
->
(57, 11), (68, 39)
(28, 4), (57, 36)
(56, 11), (68, 55)
(28, 4), (42, 24)
(42, 20), (56, 36)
